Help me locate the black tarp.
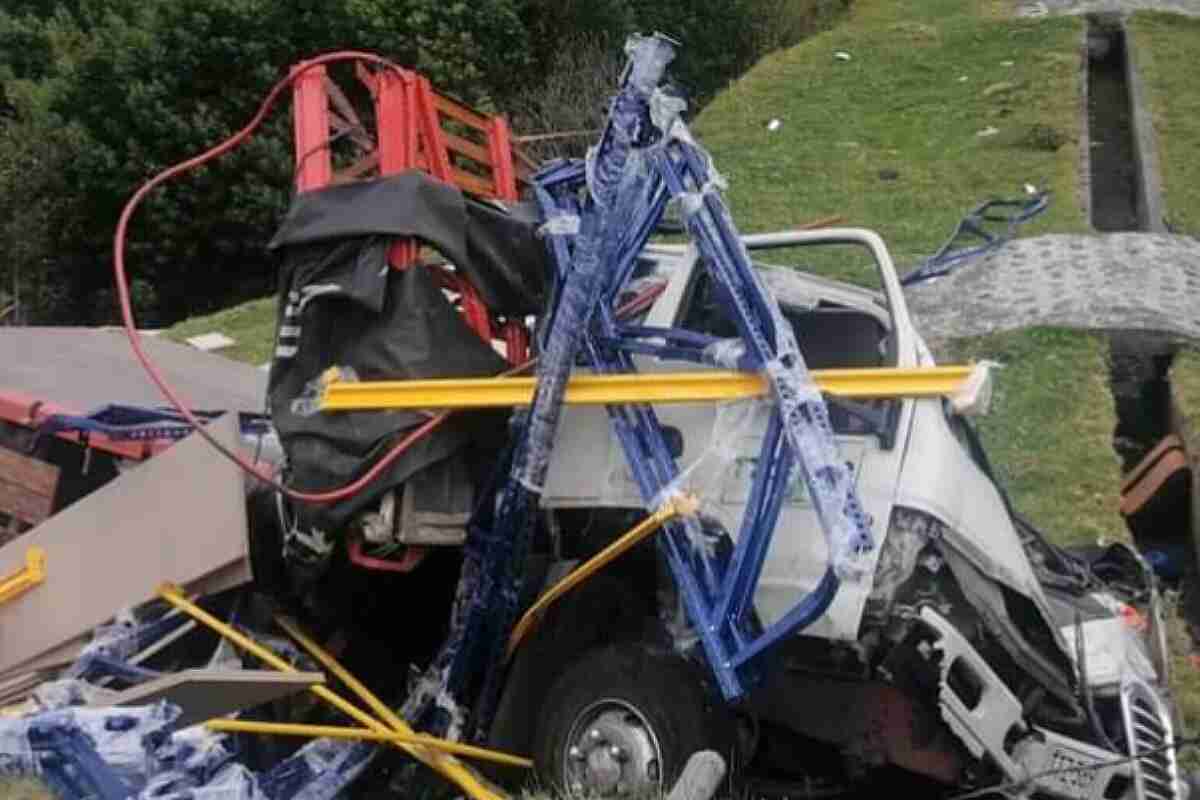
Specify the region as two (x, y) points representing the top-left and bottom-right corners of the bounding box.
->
(267, 172), (546, 530)
(269, 171), (549, 315)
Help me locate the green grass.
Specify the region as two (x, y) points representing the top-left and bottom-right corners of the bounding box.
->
(1127, 12), (1200, 237)
(693, 0), (1087, 284)
(164, 296), (276, 365)
(947, 329), (1124, 546)
(0, 777), (55, 800)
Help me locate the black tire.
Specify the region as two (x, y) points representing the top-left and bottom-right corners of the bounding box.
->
(533, 642), (733, 798)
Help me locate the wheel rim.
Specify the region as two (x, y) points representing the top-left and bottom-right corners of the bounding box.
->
(561, 698), (665, 797)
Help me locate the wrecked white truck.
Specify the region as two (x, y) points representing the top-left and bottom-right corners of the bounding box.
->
(252, 37), (1184, 800)
(0, 35), (1186, 800)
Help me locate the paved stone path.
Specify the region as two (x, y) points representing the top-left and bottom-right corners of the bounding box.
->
(1016, 0), (1200, 15)
(905, 233), (1200, 345)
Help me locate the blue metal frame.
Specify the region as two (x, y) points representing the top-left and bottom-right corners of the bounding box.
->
(529, 35), (874, 700)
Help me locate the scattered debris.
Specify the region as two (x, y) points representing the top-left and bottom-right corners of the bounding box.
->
(900, 189), (1050, 286)
(833, 50), (852, 61)
(766, 118), (782, 131)
(976, 125), (1001, 137)
(667, 751), (726, 800)
(185, 331), (236, 351)
(983, 80), (1018, 97)
(0, 33), (1192, 800)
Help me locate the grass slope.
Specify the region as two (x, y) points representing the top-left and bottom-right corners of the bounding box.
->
(1128, 12), (1200, 237)
(0, 778), (54, 800)
(693, 0), (1087, 282)
(694, 0), (1126, 541)
(165, 296), (276, 365)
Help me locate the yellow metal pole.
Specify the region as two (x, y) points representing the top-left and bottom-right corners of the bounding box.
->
(275, 616), (532, 769)
(157, 584), (509, 800)
(506, 495), (698, 661)
(319, 366), (975, 412)
(205, 720), (532, 768)
(0, 547), (47, 606)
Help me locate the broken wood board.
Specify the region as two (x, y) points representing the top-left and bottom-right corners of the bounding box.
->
(0, 415), (251, 675)
(0, 446), (59, 540)
(99, 669), (323, 730)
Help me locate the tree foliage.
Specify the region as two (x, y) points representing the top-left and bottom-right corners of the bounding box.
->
(0, 0), (846, 326)
(0, 0), (529, 324)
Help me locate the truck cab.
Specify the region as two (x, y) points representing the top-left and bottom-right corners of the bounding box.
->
(508, 228), (1182, 800)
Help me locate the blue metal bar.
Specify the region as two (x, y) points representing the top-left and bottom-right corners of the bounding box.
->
(710, 410), (784, 632)
(519, 34), (877, 701)
(729, 567), (840, 669)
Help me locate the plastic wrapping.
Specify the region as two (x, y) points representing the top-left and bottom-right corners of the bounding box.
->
(676, 144), (874, 582)
(537, 214), (580, 237)
(949, 360), (1000, 417)
(517, 37), (675, 495)
(0, 697), (372, 800)
(33, 679), (120, 711)
(701, 338), (748, 370)
(143, 763), (266, 800)
(257, 739), (375, 800)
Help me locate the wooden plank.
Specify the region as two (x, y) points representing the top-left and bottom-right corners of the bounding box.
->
(450, 167), (496, 199)
(443, 132), (491, 166)
(433, 95), (490, 131)
(0, 415), (250, 675)
(0, 482), (53, 528)
(0, 447), (58, 528)
(101, 669), (324, 730)
(0, 448), (57, 497)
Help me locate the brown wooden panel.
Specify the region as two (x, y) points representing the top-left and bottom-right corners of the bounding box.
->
(0, 448), (58, 527)
(450, 167), (496, 198)
(0, 483), (52, 527)
(0, 448), (57, 497)
(443, 132), (491, 166)
(433, 95), (490, 131)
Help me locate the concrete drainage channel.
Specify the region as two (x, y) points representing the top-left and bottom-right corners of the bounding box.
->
(1086, 14), (1196, 593)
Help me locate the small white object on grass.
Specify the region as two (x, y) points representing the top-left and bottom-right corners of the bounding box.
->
(833, 50), (852, 62)
(976, 126), (1000, 138)
(185, 332), (236, 352)
(1025, 183), (1039, 195)
(766, 118), (782, 132)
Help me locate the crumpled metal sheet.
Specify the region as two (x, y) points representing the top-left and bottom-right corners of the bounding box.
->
(905, 233), (1200, 344)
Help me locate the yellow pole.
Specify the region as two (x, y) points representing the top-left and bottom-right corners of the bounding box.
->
(506, 494), (698, 661)
(156, 584), (509, 800)
(319, 366), (976, 412)
(205, 720), (532, 768)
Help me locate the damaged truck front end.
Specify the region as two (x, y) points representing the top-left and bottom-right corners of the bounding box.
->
(522, 229), (1183, 800)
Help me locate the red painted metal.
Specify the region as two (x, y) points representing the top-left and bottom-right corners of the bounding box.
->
(287, 58), (528, 355)
(371, 67), (419, 270)
(347, 535), (428, 573)
(413, 75), (453, 183)
(502, 320), (529, 366)
(0, 390), (161, 461)
(291, 62), (332, 192)
(487, 115), (518, 202)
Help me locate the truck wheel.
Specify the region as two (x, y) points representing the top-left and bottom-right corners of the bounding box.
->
(533, 642), (732, 797)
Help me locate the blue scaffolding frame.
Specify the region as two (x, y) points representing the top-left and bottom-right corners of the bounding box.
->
(524, 34), (875, 700)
